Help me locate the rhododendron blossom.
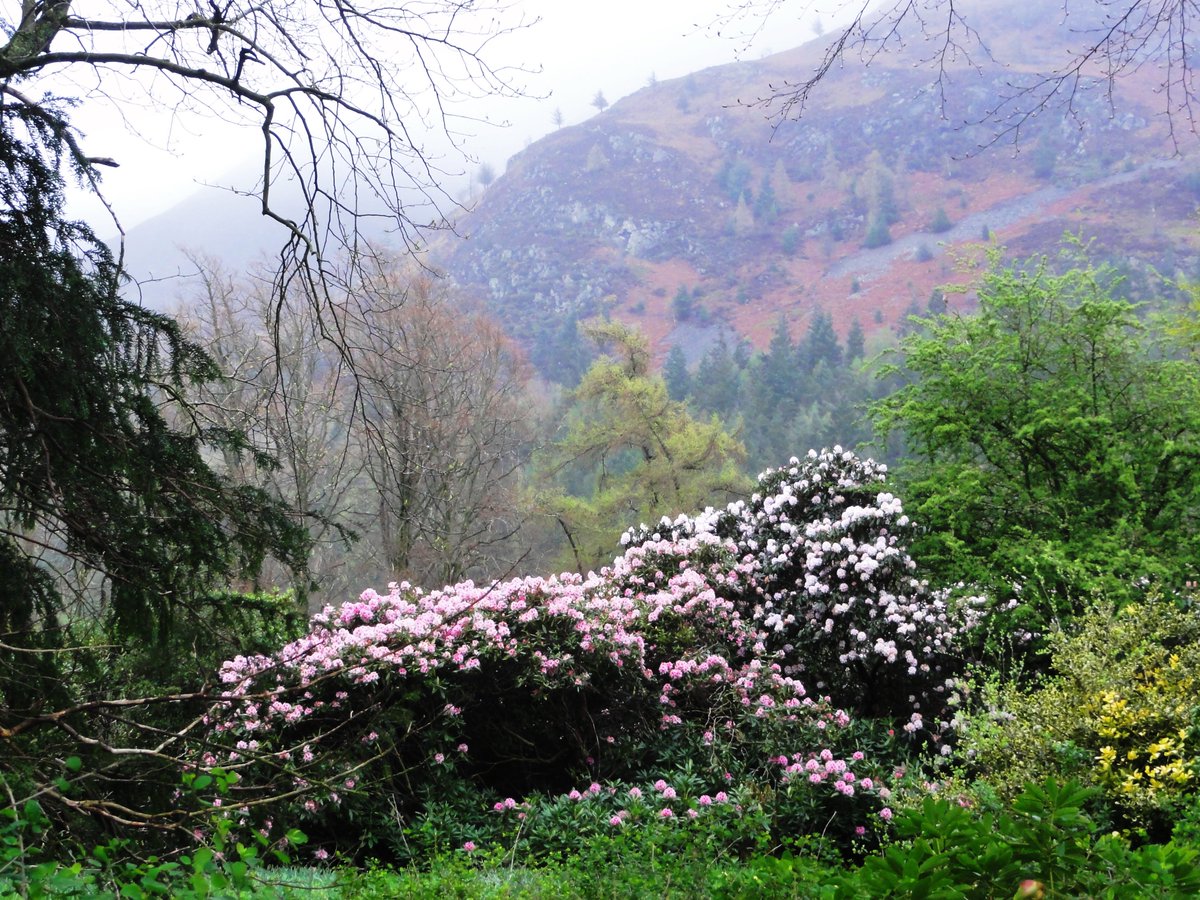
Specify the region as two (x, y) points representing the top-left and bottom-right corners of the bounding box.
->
(621, 447), (986, 716)
(200, 449), (973, 854)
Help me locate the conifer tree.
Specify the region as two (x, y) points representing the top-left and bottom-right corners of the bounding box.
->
(663, 344), (692, 401)
(800, 310), (844, 371)
(535, 323), (750, 571)
(0, 102), (307, 658)
(693, 333), (743, 422)
(846, 318), (866, 362)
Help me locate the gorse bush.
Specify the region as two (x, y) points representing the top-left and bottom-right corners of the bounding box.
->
(201, 448), (975, 860)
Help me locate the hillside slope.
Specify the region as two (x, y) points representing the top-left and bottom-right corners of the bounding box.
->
(437, 0), (1200, 371)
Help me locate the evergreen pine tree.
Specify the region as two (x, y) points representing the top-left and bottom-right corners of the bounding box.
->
(0, 101), (309, 662)
(801, 310), (844, 371)
(694, 334), (742, 422)
(846, 319), (866, 362)
(663, 344), (692, 401)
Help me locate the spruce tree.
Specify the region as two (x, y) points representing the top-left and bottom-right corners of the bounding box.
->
(663, 344), (692, 401)
(0, 101), (308, 671)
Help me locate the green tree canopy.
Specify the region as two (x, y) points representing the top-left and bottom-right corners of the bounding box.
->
(535, 322), (750, 571)
(873, 249), (1200, 620)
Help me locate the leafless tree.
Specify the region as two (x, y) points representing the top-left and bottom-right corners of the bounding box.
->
(723, 0), (1200, 148)
(178, 255), (368, 606)
(0, 0), (533, 310)
(180, 253), (539, 598)
(349, 263), (537, 588)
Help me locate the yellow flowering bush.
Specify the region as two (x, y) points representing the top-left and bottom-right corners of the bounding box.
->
(955, 596), (1200, 837)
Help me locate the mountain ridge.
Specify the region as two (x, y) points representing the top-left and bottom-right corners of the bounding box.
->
(435, 0), (1200, 373)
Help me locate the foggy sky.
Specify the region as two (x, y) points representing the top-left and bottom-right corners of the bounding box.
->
(68, 1), (822, 230)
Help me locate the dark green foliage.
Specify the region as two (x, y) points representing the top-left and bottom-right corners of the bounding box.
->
(742, 318), (800, 467)
(929, 206), (953, 233)
(1032, 136), (1058, 179)
(672, 284), (695, 321)
(863, 217), (892, 249)
(855, 780), (1200, 898)
(873, 249), (1200, 620)
(0, 101), (308, 653)
(800, 310), (843, 371)
(895, 300), (924, 336)
(759, 316), (798, 406)
(682, 316), (881, 472)
(846, 319), (866, 362)
(530, 311), (595, 386)
(662, 344), (691, 401)
(753, 173), (779, 223)
(0, 779), (314, 898)
(780, 223), (802, 255)
(692, 333), (742, 422)
(0, 99), (310, 859)
(716, 157), (753, 204)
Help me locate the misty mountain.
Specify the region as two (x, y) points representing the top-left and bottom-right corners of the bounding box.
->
(434, 0), (1200, 373)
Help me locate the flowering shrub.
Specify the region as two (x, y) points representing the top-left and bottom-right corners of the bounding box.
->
(406, 753), (893, 864)
(623, 447), (986, 717)
(202, 448), (979, 857)
(954, 595), (1200, 838)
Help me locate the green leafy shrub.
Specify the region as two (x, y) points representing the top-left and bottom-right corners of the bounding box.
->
(0, 772), (313, 899)
(953, 596), (1200, 838)
(873, 250), (1200, 628)
(848, 779), (1200, 898)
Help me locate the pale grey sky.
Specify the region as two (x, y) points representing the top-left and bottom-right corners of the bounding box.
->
(69, 1), (825, 230)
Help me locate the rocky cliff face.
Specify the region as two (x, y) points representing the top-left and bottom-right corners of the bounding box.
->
(437, 4), (1200, 373)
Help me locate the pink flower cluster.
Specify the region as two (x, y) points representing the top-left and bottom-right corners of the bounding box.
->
(779, 749), (873, 797)
(202, 447), (972, 835)
(206, 533), (854, 789)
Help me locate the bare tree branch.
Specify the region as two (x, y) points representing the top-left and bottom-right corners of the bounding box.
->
(1, 0), (536, 314)
(727, 0), (1200, 150)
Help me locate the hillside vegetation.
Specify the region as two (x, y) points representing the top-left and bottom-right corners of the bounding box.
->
(440, 0), (1200, 375)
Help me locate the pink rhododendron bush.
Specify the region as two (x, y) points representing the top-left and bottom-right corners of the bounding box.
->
(205, 449), (985, 859)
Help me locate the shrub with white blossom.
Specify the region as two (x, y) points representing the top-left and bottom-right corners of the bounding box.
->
(622, 447), (987, 716)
